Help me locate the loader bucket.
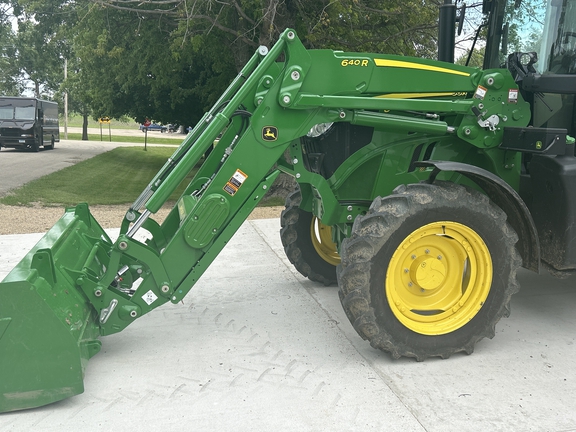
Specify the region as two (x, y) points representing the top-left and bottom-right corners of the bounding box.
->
(0, 204), (106, 412)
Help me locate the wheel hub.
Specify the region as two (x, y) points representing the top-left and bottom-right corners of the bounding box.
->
(412, 256), (446, 291)
(310, 217), (340, 266)
(386, 221), (493, 335)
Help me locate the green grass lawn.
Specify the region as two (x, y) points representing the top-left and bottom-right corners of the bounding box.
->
(0, 147), (195, 206)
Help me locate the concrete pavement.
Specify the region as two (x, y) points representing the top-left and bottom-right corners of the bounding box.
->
(1, 218), (576, 431)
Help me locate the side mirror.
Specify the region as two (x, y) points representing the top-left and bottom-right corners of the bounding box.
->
(457, 3), (467, 36)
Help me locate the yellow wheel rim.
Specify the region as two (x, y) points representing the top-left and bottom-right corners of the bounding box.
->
(386, 221), (492, 335)
(310, 217), (340, 266)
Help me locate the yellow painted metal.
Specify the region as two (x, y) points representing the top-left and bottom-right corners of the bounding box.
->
(310, 217), (340, 266)
(373, 59), (471, 76)
(385, 221), (492, 335)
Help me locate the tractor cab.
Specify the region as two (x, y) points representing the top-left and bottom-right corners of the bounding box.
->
(484, 0), (576, 134)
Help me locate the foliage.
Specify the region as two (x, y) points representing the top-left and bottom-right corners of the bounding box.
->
(0, 2), (22, 95)
(456, 46), (485, 68)
(8, 0), (73, 97)
(8, 0), (449, 126)
(70, 0), (444, 126)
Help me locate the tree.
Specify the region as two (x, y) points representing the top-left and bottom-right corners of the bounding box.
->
(67, 4), (229, 126)
(12, 19), (63, 97)
(456, 46), (485, 68)
(91, 0), (443, 66)
(66, 0), (444, 127)
(10, 0), (449, 129)
(0, 2), (23, 95)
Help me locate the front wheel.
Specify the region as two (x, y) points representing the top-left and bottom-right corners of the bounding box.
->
(280, 189), (339, 285)
(338, 181), (521, 360)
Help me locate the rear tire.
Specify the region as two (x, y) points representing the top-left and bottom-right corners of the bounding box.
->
(280, 189), (339, 285)
(45, 136), (55, 150)
(338, 181), (521, 360)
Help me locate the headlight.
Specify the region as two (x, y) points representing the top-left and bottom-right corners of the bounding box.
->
(307, 122), (334, 138)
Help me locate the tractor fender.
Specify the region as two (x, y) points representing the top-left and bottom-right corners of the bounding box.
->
(415, 160), (540, 273)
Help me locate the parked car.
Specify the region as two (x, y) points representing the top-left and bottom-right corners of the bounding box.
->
(139, 123), (167, 133)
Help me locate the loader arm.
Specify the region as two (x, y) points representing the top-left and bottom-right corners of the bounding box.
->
(0, 28), (530, 412)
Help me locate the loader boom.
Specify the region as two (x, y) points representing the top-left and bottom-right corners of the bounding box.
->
(1, 23), (534, 412)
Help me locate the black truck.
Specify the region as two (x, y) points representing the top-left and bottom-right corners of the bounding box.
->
(0, 97), (60, 152)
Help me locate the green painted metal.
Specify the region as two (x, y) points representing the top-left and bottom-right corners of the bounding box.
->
(0, 27), (532, 412)
(0, 204), (103, 412)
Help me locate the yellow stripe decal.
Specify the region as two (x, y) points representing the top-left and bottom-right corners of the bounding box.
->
(374, 59), (470, 77)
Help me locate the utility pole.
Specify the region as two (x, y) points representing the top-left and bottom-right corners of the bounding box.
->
(64, 58), (68, 139)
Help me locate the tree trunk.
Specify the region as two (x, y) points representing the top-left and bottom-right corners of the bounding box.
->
(82, 113), (89, 140)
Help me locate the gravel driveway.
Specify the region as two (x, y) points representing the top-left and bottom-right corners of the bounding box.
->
(0, 204), (282, 235)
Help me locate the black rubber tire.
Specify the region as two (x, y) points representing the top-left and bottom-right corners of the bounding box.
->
(280, 189), (338, 285)
(45, 136), (55, 150)
(338, 181), (521, 360)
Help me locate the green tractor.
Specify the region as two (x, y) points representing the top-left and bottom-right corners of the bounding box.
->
(1, 0), (575, 412)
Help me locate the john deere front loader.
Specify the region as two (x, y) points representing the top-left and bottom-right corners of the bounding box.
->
(3, 0), (576, 412)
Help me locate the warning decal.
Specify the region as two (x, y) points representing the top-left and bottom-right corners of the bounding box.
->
(142, 290), (158, 306)
(224, 169), (248, 196)
(508, 89), (518, 103)
(474, 85), (487, 100)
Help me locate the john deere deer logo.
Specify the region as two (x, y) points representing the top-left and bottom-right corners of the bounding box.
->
(262, 126), (278, 141)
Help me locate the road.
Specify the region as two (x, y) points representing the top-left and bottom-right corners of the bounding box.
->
(62, 126), (184, 138)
